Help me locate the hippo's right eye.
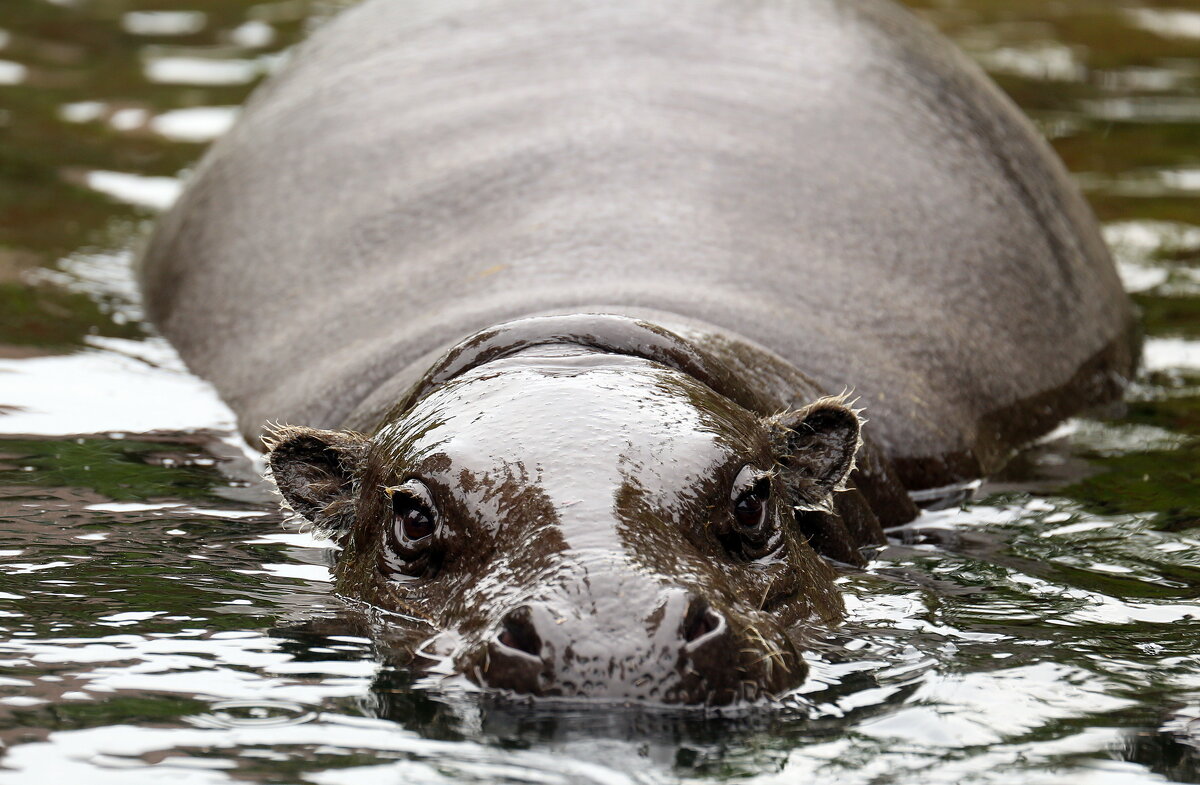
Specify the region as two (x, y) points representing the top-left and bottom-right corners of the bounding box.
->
(717, 467), (781, 561)
(380, 481), (440, 579)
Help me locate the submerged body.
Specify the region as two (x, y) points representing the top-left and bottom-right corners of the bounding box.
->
(140, 0), (1137, 704)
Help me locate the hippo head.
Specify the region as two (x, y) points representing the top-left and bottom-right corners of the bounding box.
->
(267, 317), (863, 706)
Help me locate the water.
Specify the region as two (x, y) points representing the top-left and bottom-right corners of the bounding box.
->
(0, 0), (1198, 782)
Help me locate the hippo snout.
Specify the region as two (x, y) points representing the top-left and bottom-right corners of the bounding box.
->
(468, 589), (796, 705)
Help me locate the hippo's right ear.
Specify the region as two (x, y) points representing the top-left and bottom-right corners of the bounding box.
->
(265, 426), (369, 535)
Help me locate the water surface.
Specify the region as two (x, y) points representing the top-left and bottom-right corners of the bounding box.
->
(0, 0), (1198, 782)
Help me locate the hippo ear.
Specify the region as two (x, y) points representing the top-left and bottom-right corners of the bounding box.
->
(766, 398), (861, 513)
(265, 426), (369, 534)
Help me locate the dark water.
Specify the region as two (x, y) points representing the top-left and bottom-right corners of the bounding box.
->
(1, 1), (1198, 782)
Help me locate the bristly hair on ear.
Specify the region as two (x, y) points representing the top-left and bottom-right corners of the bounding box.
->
(262, 423), (369, 537)
(260, 419), (292, 453)
(262, 422), (311, 528)
(766, 392), (865, 513)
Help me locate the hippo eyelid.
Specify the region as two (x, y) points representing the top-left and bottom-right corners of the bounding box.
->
(382, 480), (437, 510)
(730, 466), (774, 502)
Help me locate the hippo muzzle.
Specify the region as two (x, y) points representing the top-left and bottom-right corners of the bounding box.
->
(456, 558), (805, 704)
(267, 318), (874, 706)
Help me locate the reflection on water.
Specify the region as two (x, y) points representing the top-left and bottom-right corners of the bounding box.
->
(0, 0), (1198, 782)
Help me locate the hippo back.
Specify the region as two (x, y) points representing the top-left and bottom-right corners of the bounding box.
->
(139, 0), (1137, 489)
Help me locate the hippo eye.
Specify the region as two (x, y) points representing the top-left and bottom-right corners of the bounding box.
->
(734, 477), (770, 531)
(719, 469), (779, 561)
(394, 496), (436, 542)
(380, 481), (440, 579)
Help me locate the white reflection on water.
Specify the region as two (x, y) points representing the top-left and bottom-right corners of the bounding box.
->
(0, 337), (233, 435)
(0, 60), (26, 85)
(151, 106), (239, 143)
(84, 170), (183, 210)
(1126, 8), (1200, 40)
(860, 662), (1132, 745)
(122, 11), (208, 37)
(1095, 66), (1193, 93)
(0, 631), (371, 702)
(109, 107), (149, 132)
(1079, 168), (1200, 198)
(237, 562), (333, 583)
(769, 727), (1158, 785)
(1105, 219), (1200, 293)
(1105, 221), (1200, 260)
(1, 716), (645, 785)
(1144, 338), (1200, 371)
(33, 250), (144, 323)
(229, 21), (275, 49)
(1082, 96), (1200, 123)
(143, 55), (263, 86)
(59, 101), (106, 124)
(976, 43), (1085, 82)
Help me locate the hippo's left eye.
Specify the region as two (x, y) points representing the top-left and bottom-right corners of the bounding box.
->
(380, 481), (441, 579)
(734, 476), (770, 530)
(394, 497), (435, 541)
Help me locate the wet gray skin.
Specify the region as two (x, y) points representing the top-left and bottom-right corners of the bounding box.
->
(270, 344), (861, 705)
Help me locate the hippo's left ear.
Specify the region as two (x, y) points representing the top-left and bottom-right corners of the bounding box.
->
(766, 398), (862, 513)
(265, 425), (369, 535)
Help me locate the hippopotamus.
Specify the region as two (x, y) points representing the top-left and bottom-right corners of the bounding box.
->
(138, 0), (1138, 705)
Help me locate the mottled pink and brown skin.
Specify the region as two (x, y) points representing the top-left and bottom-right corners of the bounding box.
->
(139, 0), (1137, 704)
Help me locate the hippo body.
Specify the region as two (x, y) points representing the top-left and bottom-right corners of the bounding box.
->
(139, 0), (1137, 704)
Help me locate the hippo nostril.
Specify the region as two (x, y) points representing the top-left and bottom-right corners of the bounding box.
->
(683, 597), (724, 645)
(497, 606), (542, 657)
